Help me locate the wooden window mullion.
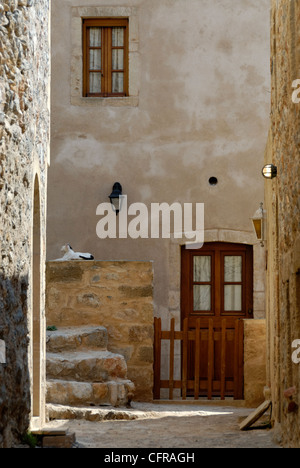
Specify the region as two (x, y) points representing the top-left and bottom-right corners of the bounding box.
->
(107, 27), (112, 95)
(100, 27), (104, 95)
(102, 28), (107, 96)
(124, 25), (129, 96)
(83, 22), (88, 96)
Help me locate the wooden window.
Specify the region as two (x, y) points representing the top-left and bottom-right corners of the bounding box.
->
(83, 19), (129, 97)
(181, 242), (253, 328)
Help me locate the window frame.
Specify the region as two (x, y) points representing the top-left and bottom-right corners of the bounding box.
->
(82, 18), (129, 98)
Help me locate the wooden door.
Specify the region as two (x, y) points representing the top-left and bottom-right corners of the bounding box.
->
(181, 242), (253, 398)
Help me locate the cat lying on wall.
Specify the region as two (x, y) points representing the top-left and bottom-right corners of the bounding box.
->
(54, 243), (94, 261)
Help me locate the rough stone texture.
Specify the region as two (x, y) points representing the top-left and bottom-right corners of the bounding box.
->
(0, 0), (50, 448)
(46, 351), (128, 382)
(46, 325), (135, 408)
(46, 326), (108, 353)
(47, 379), (135, 408)
(264, 0), (300, 448)
(46, 261), (154, 401)
(46, 403), (140, 422)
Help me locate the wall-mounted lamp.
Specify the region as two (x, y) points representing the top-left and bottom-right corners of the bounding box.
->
(262, 164), (277, 179)
(109, 182), (123, 215)
(251, 202), (266, 247)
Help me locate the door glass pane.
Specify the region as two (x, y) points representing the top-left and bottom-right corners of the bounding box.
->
(224, 285), (242, 311)
(112, 49), (124, 70)
(193, 256), (211, 282)
(89, 49), (101, 70)
(89, 28), (102, 47)
(224, 256), (242, 282)
(194, 285), (211, 311)
(89, 72), (101, 93)
(112, 72), (124, 93)
(112, 27), (124, 47)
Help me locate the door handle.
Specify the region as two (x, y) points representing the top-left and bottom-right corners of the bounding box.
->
(248, 309), (253, 316)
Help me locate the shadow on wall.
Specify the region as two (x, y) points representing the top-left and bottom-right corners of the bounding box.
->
(0, 273), (31, 448)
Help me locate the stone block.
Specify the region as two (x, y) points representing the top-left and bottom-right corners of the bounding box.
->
(46, 326), (108, 352)
(108, 346), (133, 362)
(119, 285), (153, 298)
(47, 262), (84, 283)
(128, 366), (153, 402)
(42, 432), (76, 448)
(92, 382), (109, 402)
(47, 380), (93, 406)
(46, 350), (127, 382)
(138, 346), (153, 363)
(243, 319), (266, 407)
(77, 293), (101, 308)
(47, 378), (134, 407)
(129, 325), (154, 343)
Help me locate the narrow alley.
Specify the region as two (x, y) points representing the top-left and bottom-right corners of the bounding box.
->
(1, 0), (299, 450)
(44, 402), (281, 449)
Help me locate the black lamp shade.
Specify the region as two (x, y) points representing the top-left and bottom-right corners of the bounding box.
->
(109, 182), (123, 214)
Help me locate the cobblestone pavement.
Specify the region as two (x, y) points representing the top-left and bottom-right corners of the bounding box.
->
(46, 402), (282, 449)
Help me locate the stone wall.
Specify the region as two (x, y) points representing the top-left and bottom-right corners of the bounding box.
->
(243, 320), (266, 407)
(0, 0), (50, 448)
(265, 0), (300, 447)
(46, 261), (154, 402)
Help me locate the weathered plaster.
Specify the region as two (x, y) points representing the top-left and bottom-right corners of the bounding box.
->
(48, 1), (270, 325)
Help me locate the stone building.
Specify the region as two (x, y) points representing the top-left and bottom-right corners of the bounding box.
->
(1, 0), (299, 450)
(0, 0), (50, 448)
(264, 0), (300, 448)
(47, 0), (271, 405)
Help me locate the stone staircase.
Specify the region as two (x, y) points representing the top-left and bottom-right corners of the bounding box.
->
(46, 326), (135, 409)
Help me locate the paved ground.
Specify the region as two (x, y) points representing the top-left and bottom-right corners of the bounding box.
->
(45, 402), (282, 449)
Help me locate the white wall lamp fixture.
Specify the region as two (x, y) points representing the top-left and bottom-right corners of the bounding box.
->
(262, 164), (277, 179)
(251, 202), (266, 247)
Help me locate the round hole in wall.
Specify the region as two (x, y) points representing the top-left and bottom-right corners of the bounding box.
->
(209, 177), (218, 186)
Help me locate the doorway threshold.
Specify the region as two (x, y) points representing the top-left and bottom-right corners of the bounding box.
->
(153, 398), (247, 407)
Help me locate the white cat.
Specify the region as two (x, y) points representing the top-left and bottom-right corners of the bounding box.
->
(54, 243), (94, 261)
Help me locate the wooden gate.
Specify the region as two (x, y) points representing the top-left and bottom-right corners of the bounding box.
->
(154, 317), (244, 400)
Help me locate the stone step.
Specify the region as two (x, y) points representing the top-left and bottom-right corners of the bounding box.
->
(46, 350), (127, 383)
(46, 326), (108, 353)
(46, 403), (139, 422)
(46, 379), (135, 408)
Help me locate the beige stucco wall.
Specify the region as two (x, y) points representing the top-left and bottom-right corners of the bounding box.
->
(48, 0), (270, 323)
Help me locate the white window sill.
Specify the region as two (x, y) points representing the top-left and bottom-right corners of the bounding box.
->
(71, 95), (139, 108)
